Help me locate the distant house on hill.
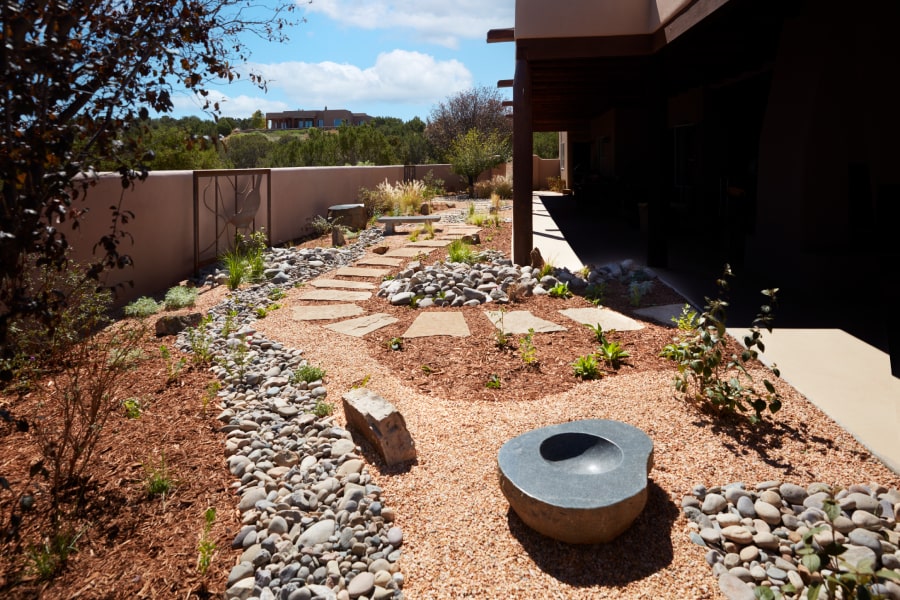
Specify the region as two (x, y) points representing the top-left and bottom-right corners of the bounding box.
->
(266, 109), (373, 130)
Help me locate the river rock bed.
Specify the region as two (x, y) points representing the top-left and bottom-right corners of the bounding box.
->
(378, 254), (658, 308)
(684, 481), (900, 599)
(177, 229), (406, 600)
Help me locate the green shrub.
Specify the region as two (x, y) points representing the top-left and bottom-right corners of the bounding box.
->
(292, 363), (326, 383)
(572, 354), (602, 380)
(164, 285), (198, 310)
(660, 265), (782, 423)
(124, 296), (162, 318)
(548, 281), (572, 299)
(447, 238), (476, 264)
(312, 400), (333, 418)
(145, 454), (174, 497)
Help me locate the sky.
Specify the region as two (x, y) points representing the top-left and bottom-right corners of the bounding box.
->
(168, 0), (517, 124)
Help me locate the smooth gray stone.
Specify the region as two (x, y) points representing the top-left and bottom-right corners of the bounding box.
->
(849, 529), (884, 557)
(702, 493), (728, 515)
(227, 562), (256, 587)
(498, 419), (653, 544)
(736, 495), (756, 518)
(720, 572), (755, 599)
(779, 483), (808, 505)
(298, 519), (335, 548)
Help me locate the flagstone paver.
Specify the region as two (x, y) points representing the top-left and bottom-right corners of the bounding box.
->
(325, 313), (398, 337)
(384, 247), (436, 257)
(292, 304), (365, 321)
(356, 256), (403, 267)
(309, 279), (376, 290)
(403, 312), (470, 338)
(296, 289), (372, 302)
(633, 303), (685, 326)
(407, 240), (452, 247)
(335, 266), (390, 278)
(558, 307), (644, 331)
(484, 310), (567, 334)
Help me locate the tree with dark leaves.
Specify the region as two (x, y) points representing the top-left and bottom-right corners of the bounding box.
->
(0, 0), (298, 365)
(425, 86), (511, 162)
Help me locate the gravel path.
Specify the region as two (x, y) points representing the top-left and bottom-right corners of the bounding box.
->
(253, 298), (900, 599)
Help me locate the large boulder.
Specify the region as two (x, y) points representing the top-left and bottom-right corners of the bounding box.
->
(341, 388), (416, 466)
(155, 313), (202, 337)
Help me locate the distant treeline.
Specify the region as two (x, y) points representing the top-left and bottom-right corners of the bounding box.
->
(139, 115), (558, 171)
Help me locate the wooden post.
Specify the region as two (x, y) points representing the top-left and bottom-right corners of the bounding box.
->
(512, 58), (534, 267)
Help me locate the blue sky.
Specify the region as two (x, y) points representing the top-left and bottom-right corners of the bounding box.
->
(168, 0), (516, 123)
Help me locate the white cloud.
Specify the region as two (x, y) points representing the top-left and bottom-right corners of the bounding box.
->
(301, 0), (514, 48)
(246, 50), (473, 108)
(170, 91), (290, 118)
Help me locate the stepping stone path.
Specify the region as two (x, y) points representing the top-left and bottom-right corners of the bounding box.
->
(335, 266), (390, 278)
(295, 289), (372, 302)
(403, 312), (470, 338)
(325, 313), (399, 337)
(309, 278), (375, 290)
(292, 304), (365, 321)
(634, 303), (686, 325)
(384, 247), (435, 257)
(357, 256), (404, 267)
(484, 310), (567, 334)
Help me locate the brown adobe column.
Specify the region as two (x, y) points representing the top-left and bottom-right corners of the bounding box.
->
(512, 58), (533, 267)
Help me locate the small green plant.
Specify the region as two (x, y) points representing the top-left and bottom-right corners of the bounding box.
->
(382, 274), (395, 281)
(122, 397), (142, 419)
(386, 337), (404, 351)
(538, 262), (555, 279)
(203, 380), (221, 414)
(660, 265), (783, 423)
(159, 344), (187, 384)
(186, 316), (215, 365)
(351, 374), (371, 389)
(420, 364), (434, 374)
(220, 309), (238, 336)
(164, 285), (198, 310)
(124, 296), (162, 318)
(309, 214), (337, 235)
(254, 306), (268, 318)
(447, 238), (476, 264)
(548, 281), (572, 299)
(107, 347), (145, 370)
(672, 304), (700, 331)
(312, 400), (334, 418)
(467, 200), (476, 218)
(268, 287), (286, 301)
(145, 454), (174, 497)
(196, 507), (217, 575)
(597, 338), (630, 370)
(292, 363), (326, 384)
(628, 280), (653, 307)
(572, 354), (602, 380)
(485, 374), (502, 389)
(26, 528), (83, 581)
(520, 328), (538, 367)
(585, 282), (607, 306)
(585, 323), (606, 343)
(222, 248), (249, 290)
(493, 309), (512, 348)
(408, 229), (419, 242)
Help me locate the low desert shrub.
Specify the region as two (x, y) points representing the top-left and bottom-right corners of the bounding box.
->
(447, 238), (476, 264)
(660, 264), (783, 423)
(123, 296), (162, 318)
(164, 285), (198, 310)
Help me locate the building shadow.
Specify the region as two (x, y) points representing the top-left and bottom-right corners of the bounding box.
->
(505, 480), (677, 587)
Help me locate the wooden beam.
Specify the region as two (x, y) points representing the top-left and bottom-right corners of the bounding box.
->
(497, 79), (514, 88)
(487, 28), (515, 43)
(512, 59), (533, 267)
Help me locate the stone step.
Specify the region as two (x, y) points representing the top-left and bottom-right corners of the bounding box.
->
(296, 289), (372, 302)
(558, 307), (644, 331)
(384, 247), (436, 258)
(292, 304), (365, 321)
(356, 256), (403, 267)
(309, 279), (376, 290)
(324, 313), (398, 337)
(483, 310), (567, 334)
(402, 312), (470, 338)
(335, 266), (390, 278)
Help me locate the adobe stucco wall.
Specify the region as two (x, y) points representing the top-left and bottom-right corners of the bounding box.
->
(62, 164), (469, 304)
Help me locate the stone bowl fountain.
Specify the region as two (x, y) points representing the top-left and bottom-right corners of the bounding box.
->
(497, 419), (654, 544)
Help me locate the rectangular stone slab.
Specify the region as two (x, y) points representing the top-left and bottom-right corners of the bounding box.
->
(309, 279), (375, 290)
(384, 247), (436, 257)
(296, 289), (372, 302)
(484, 310), (566, 334)
(334, 266), (389, 278)
(356, 256), (403, 267)
(342, 388), (416, 465)
(407, 240), (451, 247)
(633, 303), (687, 326)
(292, 304), (364, 321)
(324, 313), (398, 337)
(558, 307), (644, 331)
(402, 312), (470, 338)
